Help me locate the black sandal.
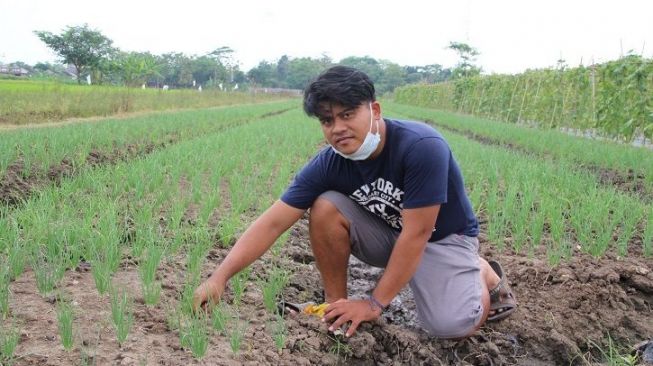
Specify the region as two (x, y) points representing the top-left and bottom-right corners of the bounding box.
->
(488, 260), (517, 321)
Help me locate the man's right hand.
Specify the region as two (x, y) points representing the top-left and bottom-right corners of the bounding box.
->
(190, 201), (304, 312)
(192, 277), (226, 311)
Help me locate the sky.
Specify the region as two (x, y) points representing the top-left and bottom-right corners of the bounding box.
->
(1, 0), (651, 74)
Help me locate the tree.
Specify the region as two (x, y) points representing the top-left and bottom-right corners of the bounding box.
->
(208, 46), (234, 66)
(34, 24), (115, 84)
(376, 60), (406, 94)
(286, 57), (326, 89)
(159, 52), (186, 87)
(115, 52), (161, 87)
(207, 46), (234, 85)
(447, 41), (481, 79)
(339, 56), (383, 82)
(192, 55), (222, 86)
(33, 62), (51, 73)
(247, 61), (276, 86)
(177, 58), (195, 87)
(276, 55), (290, 88)
(31, 62), (69, 79)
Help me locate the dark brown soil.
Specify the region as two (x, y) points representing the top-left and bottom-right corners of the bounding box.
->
(5, 212), (652, 365)
(259, 107), (295, 119)
(0, 141), (170, 207)
(0, 160), (35, 206)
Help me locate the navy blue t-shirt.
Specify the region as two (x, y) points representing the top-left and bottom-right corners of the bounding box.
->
(281, 118), (479, 242)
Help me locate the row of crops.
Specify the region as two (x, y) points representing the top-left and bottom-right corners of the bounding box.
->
(394, 55), (653, 142)
(1, 100), (651, 361)
(0, 100), (296, 180)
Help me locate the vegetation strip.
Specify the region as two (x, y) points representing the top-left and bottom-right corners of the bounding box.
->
(420, 116), (650, 202)
(0, 103), (296, 206)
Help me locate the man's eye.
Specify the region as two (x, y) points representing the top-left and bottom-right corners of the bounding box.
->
(343, 112), (352, 119)
(320, 119), (332, 125)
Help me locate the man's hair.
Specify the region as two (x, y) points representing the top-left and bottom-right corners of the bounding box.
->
(303, 65), (376, 118)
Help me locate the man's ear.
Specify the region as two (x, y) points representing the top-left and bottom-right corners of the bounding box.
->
(372, 101), (381, 120)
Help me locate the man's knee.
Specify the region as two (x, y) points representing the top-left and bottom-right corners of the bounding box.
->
(416, 293), (484, 339)
(420, 310), (483, 339)
(309, 193), (350, 230)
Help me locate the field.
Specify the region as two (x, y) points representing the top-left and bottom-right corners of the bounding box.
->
(0, 98), (652, 365)
(0, 79), (287, 126)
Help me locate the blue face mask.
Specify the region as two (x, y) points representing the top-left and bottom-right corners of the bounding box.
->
(331, 103), (381, 161)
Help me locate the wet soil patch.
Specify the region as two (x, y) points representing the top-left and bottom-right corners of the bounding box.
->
(419, 118), (652, 201)
(277, 218), (653, 365)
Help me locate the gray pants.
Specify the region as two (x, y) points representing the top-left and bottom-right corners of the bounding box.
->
(319, 191), (483, 338)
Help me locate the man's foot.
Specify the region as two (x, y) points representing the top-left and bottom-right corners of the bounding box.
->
(487, 260), (517, 321)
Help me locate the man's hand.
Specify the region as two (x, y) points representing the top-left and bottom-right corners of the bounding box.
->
(322, 298), (382, 337)
(192, 277), (226, 311)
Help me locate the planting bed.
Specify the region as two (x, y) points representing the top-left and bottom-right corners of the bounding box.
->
(6, 215), (653, 365)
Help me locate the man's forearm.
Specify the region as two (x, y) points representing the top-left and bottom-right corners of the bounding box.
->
(371, 232), (429, 306)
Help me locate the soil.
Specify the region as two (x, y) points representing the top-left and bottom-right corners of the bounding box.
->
(5, 212), (653, 365)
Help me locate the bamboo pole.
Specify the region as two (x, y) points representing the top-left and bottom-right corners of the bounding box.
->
(591, 60), (597, 127)
(506, 77), (520, 122)
(517, 75), (530, 124)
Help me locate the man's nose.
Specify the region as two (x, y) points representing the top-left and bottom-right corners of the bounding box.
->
(331, 117), (348, 132)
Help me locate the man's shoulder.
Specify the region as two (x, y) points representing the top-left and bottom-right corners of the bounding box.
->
(387, 118), (442, 140)
(386, 118), (447, 152)
(312, 144), (337, 162)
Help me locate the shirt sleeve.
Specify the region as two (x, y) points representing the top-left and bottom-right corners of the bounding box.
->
(280, 154), (330, 209)
(402, 137), (450, 209)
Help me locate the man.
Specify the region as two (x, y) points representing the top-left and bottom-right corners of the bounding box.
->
(193, 66), (516, 338)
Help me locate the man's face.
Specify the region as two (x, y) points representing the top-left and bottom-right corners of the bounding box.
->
(316, 101), (378, 155)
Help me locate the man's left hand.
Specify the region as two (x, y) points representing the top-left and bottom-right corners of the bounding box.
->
(322, 298), (382, 337)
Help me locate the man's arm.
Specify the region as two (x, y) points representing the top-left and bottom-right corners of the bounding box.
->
(193, 200), (305, 309)
(322, 204), (439, 337)
(372, 204), (440, 306)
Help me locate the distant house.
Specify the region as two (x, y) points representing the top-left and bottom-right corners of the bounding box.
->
(0, 64), (29, 76)
(64, 64), (77, 78)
